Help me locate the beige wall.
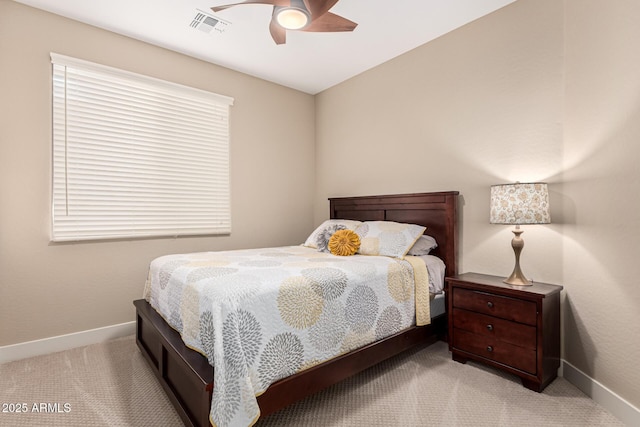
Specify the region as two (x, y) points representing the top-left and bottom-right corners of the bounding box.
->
(316, 0), (639, 410)
(0, 1), (315, 345)
(562, 0), (640, 410)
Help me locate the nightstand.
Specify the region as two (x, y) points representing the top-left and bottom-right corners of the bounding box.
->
(446, 273), (563, 392)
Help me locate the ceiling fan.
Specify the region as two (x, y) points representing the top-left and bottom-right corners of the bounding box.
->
(211, 0), (357, 45)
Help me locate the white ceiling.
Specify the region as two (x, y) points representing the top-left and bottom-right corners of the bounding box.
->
(14, 0), (517, 94)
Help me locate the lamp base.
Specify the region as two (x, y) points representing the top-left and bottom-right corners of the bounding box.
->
(503, 272), (532, 286)
(505, 226), (533, 286)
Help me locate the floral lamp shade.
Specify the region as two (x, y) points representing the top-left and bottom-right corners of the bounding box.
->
(490, 182), (550, 225)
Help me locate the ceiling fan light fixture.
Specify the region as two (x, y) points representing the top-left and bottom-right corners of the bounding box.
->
(275, 7), (309, 30)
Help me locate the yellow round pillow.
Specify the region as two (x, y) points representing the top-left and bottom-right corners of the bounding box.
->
(328, 229), (361, 256)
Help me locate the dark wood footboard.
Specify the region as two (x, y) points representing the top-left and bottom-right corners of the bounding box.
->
(135, 299), (213, 427)
(135, 299), (446, 427)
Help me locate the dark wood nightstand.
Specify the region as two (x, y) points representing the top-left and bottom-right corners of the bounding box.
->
(446, 273), (563, 392)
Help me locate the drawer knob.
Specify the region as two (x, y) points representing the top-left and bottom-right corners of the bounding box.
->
(487, 301), (494, 308)
(487, 345), (493, 353)
(486, 324), (493, 331)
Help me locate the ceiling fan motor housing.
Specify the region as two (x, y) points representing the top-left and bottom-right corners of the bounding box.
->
(274, 0), (311, 30)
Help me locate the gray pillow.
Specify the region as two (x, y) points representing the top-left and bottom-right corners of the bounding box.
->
(407, 235), (438, 256)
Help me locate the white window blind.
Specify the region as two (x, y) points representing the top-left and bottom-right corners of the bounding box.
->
(51, 53), (234, 242)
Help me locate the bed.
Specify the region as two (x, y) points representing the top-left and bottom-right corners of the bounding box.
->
(134, 191), (459, 427)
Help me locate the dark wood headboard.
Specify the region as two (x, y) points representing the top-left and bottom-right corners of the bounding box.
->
(329, 191), (459, 277)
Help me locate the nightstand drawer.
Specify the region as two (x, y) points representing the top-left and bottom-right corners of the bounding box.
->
(452, 308), (536, 349)
(453, 329), (537, 374)
(452, 288), (537, 325)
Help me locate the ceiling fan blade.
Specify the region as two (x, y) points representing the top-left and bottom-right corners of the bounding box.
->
(212, 0), (289, 13)
(305, 0), (339, 19)
(302, 12), (357, 32)
(269, 17), (287, 44)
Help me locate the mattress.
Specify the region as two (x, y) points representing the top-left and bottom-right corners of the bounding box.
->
(419, 254), (446, 294)
(430, 292), (446, 318)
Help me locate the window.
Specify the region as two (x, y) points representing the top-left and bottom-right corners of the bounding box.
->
(51, 54), (233, 242)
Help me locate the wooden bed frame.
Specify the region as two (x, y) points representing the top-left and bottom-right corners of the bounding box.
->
(134, 191), (459, 427)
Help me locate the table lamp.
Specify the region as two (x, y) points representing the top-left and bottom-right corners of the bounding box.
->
(490, 182), (550, 286)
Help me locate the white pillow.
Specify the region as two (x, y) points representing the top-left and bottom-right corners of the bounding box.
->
(355, 221), (426, 258)
(303, 219), (362, 252)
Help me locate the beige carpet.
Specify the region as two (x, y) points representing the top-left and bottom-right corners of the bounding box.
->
(0, 336), (624, 427)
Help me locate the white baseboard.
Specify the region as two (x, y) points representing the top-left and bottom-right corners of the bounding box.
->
(561, 359), (640, 427)
(0, 321), (136, 364)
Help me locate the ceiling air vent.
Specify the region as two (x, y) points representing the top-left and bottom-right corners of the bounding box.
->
(190, 10), (230, 34)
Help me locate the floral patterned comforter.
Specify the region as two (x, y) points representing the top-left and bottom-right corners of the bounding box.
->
(144, 245), (429, 427)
